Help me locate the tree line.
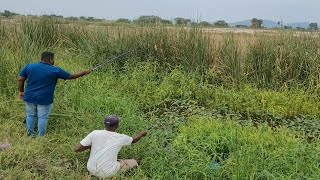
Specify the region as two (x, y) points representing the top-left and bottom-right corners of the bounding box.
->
(0, 10), (318, 30)
(121, 16), (229, 27)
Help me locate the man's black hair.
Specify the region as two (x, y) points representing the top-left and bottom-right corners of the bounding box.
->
(41, 51), (54, 60)
(104, 115), (120, 128)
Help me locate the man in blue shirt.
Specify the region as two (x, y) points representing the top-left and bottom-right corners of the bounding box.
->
(18, 51), (91, 137)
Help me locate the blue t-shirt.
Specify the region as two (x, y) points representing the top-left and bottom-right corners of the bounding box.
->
(19, 62), (71, 105)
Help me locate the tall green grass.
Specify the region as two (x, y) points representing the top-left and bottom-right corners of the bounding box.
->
(216, 34), (243, 86)
(21, 18), (60, 48)
(246, 34), (320, 90)
(2, 17), (320, 90)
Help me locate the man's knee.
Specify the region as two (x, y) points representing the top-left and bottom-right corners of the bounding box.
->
(37, 104), (53, 119)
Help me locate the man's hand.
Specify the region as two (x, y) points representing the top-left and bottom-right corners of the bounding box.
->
(74, 143), (91, 152)
(19, 92), (24, 100)
(84, 69), (92, 75)
(68, 69), (92, 80)
(140, 131), (148, 137)
(18, 76), (26, 97)
(132, 130), (148, 143)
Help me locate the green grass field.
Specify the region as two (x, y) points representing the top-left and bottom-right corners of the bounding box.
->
(1, 17), (320, 179)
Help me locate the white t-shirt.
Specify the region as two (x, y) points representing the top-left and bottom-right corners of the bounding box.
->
(80, 130), (133, 178)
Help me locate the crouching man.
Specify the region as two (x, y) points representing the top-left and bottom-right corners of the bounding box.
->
(75, 115), (147, 178)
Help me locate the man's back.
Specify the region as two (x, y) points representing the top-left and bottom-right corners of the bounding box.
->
(20, 62), (70, 105)
(80, 130), (133, 178)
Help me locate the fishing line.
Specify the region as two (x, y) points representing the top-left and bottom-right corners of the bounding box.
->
(91, 50), (132, 71)
(91, 48), (148, 71)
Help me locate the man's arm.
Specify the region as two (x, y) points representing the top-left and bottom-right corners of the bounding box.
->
(68, 70), (92, 80)
(132, 131), (148, 143)
(75, 131), (94, 152)
(17, 76), (26, 100)
(74, 143), (91, 152)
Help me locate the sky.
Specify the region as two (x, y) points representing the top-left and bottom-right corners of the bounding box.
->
(0, 0), (319, 23)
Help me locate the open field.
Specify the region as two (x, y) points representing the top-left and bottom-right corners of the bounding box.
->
(1, 17), (320, 179)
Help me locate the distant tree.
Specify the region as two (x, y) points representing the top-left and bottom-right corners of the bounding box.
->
(214, 20), (228, 28)
(51, 14), (63, 18)
(235, 25), (248, 28)
(42, 14), (63, 19)
(283, 25), (292, 29)
(87, 17), (95, 21)
(79, 16), (86, 20)
(174, 17), (183, 25)
(296, 27), (306, 31)
(66, 16), (78, 21)
(251, 18), (263, 28)
(3, 10), (11, 17)
(199, 21), (211, 27)
(174, 17), (191, 25)
(135, 15), (163, 24)
(116, 18), (131, 24)
(160, 19), (173, 25)
(308, 23), (318, 30)
(190, 22), (198, 26)
(2, 10), (19, 17)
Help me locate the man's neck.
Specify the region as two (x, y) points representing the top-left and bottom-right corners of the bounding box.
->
(40, 60), (51, 65)
(106, 128), (116, 132)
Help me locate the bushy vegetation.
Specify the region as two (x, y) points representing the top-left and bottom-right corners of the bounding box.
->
(174, 119), (320, 179)
(1, 18), (320, 179)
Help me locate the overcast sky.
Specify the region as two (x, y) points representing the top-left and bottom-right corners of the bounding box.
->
(0, 0), (319, 23)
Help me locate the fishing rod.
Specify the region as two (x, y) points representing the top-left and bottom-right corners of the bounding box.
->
(91, 50), (133, 71)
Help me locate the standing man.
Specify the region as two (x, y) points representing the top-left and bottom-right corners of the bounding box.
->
(18, 51), (91, 137)
(75, 115), (147, 178)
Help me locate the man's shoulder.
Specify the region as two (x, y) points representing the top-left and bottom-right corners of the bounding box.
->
(90, 130), (107, 136)
(114, 132), (132, 140)
(51, 66), (69, 74)
(27, 62), (50, 69)
(21, 63), (38, 72)
(90, 130), (130, 138)
(41, 64), (66, 74)
(90, 130), (102, 134)
(26, 62), (39, 67)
